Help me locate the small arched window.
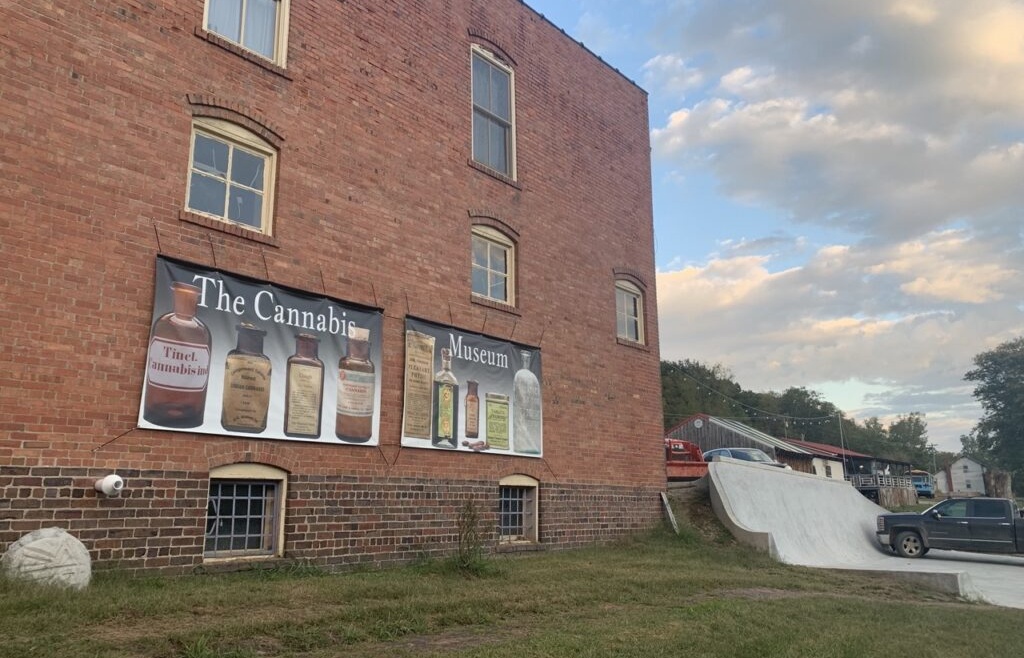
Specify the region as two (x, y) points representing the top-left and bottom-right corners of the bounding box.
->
(472, 225), (516, 305)
(187, 117), (277, 235)
(615, 279), (645, 343)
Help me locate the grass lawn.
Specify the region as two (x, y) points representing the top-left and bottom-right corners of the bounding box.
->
(2, 500), (1021, 658)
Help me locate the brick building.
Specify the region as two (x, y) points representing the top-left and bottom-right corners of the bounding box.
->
(0, 0), (663, 573)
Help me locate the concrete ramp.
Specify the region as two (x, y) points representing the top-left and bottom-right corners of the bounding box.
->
(707, 460), (1024, 609)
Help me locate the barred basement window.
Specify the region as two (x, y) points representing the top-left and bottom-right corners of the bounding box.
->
(498, 474), (538, 543)
(205, 463), (287, 560)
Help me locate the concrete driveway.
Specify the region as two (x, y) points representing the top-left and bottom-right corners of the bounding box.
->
(706, 460), (1024, 609)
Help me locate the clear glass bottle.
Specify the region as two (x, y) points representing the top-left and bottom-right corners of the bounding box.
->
(336, 326), (375, 443)
(143, 281), (211, 428)
(431, 347), (459, 448)
(512, 350), (542, 454)
(464, 380), (480, 439)
(284, 333), (324, 438)
(221, 323), (271, 433)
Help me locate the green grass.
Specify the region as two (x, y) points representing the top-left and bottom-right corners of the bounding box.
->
(1, 524), (1020, 658)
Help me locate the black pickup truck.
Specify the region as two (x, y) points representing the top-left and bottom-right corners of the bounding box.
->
(876, 497), (1024, 558)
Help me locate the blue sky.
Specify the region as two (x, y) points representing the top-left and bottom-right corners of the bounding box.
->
(527, 0), (1024, 452)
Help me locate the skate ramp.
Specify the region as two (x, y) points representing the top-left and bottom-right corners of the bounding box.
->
(707, 460), (1024, 609)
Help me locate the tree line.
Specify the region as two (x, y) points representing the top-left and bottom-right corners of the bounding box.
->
(661, 360), (947, 472)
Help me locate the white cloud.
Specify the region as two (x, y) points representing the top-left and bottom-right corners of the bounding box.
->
(656, 229), (1024, 449)
(649, 0), (1024, 242)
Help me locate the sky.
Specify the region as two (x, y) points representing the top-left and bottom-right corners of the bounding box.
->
(526, 0), (1024, 452)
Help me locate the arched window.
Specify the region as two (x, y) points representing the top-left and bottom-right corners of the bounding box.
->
(615, 279), (645, 343)
(472, 225), (516, 305)
(205, 463), (288, 559)
(471, 45), (516, 178)
(186, 117), (277, 235)
(498, 474), (538, 543)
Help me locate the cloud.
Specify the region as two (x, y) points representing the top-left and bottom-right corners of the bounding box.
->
(656, 229), (1024, 449)
(648, 0), (1024, 244)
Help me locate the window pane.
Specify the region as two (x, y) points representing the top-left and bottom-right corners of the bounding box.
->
(617, 313), (628, 338)
(491, 245), (507, 272)
(208, 0), (243, 43)
(193, 134), (229, 177)
(472, 55), (490, 108)
(189, 173), (227, 217)
(227, 185), (263, 227)
(231, 148), (265, 190)
(243, 0), (277, 58)
(472, 112), (489, 166)
(490, 275), (507, 301)
(490, 122), (508, 174)
(628, 319), (640, 341)
(472, 266), (488, 296)
(491, 68), (510, 121)
(472, 236), (489, 266)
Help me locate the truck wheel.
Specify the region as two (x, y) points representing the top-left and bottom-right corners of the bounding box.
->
(894, 531), (925, 558)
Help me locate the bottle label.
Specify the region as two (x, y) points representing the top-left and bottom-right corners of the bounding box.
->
(337, 370), (375, 417)
(436, 383), (455, 440)
(222, 357), (271, 430)
(465, 398), (479, 437)
(147, 337), (211, 391)
(286, 363), (323, 436)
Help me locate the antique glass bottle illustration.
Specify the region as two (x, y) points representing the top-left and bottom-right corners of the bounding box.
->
(221, 323), (271, 433)
(464, 380), (480, 439)
(512, 350), (542, 454)
(284, 333), (324, 438)
(431, 347), (459, 448)
(143, 281), (212, 428)
(336, 326), (375, 442)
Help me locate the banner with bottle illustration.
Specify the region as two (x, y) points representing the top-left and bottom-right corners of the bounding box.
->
(400, 318), (543, 457)
(138, 257), (383, 445)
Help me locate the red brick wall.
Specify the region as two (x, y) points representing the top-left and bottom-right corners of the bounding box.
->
(0, 0), (664, 571)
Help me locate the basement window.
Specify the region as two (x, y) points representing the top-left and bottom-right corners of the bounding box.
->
(205, 463), (287, 560)
(498, 474), (538, 543)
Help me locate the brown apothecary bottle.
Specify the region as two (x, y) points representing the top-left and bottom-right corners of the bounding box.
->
(221, 323), (272, 433)
(464, 380), (480, 439)
(143, 281), (212, 428)
(336, 326), (375, 443)
(284, 333), (324, 438)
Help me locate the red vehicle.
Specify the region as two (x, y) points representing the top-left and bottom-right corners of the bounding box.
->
(665, 438), (709, 481)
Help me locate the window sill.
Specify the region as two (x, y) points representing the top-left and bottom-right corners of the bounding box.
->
(616, 337), (649, 351)
(195, 27), (292, 80)
(495, 541), (544, 553)
(471, 295), (521, 316)
(468, 159), (522, 190)
(194, 555), (289, 574)
(179, 210), (280, 247)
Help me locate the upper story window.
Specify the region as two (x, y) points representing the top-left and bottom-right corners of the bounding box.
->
(472, 47), (515, 178)
(472, 226), (515, 305)
(187, 118), (276, 234)
(615, 280), (645, 343)
(205, 0), (289, 64)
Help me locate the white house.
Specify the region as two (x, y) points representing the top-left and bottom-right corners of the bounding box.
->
(936, 457), (987, 496)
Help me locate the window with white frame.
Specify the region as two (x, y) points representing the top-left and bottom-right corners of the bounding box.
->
(205, 0), (290, 64)
(615, 280), (644, 343)
(472, 226), (515, 305)
(205, 463), (287, 559)
(498, 474), (538, 543)
(471, 47), (515, 178)
(187, 118), (276, 234)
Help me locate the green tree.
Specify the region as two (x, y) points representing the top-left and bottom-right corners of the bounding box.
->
(661, 360), (747, 430)
(964, 336), (1024, 493)
(886, 412), (929, 467)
